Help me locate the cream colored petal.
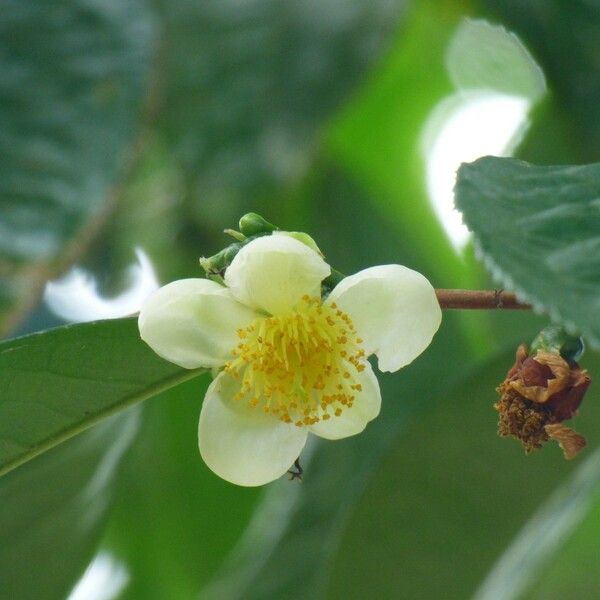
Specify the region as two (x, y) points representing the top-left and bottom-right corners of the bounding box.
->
(138, 278), (257, 369)
(327, 265), (441, 373)
(224, 234), (330, 315)
(198, 372), (308, 486)
(309, 362), (381, 440)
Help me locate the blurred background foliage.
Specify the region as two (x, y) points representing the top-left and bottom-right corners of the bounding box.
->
(1, 0), (600, 598)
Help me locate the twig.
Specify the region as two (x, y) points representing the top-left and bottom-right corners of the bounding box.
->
(435, 289), (531, 310)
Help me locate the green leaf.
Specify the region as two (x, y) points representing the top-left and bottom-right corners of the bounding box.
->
(455, 156), (600, 347)
(0, 409), (139, 600)
(0, 0), (155, 334)
(0, 318), (205, 477)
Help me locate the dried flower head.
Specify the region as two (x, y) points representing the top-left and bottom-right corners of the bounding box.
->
(495, 343), (591, 459)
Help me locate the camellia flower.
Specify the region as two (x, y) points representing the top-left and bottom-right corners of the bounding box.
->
(138, 233), (441, 486)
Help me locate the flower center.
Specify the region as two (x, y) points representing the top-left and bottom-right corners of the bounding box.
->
(224, 295), (367, 426)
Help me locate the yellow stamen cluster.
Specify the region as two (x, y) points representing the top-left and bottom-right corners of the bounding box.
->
(224, 296), (367, 427)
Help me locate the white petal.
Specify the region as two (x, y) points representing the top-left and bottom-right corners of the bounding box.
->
(327, 265), (442, 372)
(138, 278), (257, 369)
(309, 362), (381, 440)
(198, 372), (308, 486)
(224, 235), (330, 315)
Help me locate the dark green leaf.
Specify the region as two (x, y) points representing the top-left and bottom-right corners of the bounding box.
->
(0, 318), (205, 477)
(0, 0), (155, 333)
(0, 409), (139, 600)
(455, 156), (600, 347)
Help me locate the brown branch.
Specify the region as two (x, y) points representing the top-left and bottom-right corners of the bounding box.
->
(435, 289), (531, 310)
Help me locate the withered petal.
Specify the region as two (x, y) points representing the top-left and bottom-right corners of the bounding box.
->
(545, 423), (587, 460)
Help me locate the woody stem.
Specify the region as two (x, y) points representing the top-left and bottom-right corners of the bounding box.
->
(435, 289), (531, 310)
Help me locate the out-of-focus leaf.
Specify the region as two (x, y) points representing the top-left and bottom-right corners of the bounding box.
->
(475, 447), (600, 600)
(156, 0), (408, 208)
(456, 156), (600, 347)
(0, 318), (205, 476)
(106, 378), (260, 600)
(0, 0), (155, 334)
(446, 18), (545, 101)
(418, 17), (547, 275)
(0, 409), (139, 600)
(483, 0), (600, 159)
(328, 352), (600, 599)
(524, 484), (600, 600)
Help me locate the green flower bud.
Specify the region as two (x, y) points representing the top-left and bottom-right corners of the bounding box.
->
(238, 213), (277, 237)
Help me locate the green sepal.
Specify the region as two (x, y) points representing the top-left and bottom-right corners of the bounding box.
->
(199, 242), (243, 278)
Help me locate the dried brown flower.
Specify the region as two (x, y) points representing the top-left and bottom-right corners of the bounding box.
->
(495, 344), (591, 459)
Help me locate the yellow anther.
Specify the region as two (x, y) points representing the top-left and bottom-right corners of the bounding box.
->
(224, 297), (366, 426)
